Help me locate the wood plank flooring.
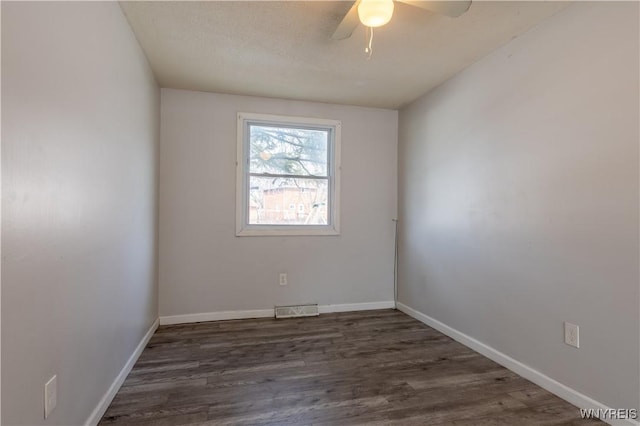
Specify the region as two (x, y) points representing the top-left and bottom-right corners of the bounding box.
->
(100, 309), (600, 425)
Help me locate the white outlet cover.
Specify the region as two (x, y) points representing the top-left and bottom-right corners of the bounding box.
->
(279, 273), (287, 286)
(564, 322), (579, 348)
(44, 375), (57, 418)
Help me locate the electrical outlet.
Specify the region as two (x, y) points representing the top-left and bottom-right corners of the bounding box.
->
(279, 273), (288, 286)
(44, 375), (57, 418)
(564, 322), (579, 348)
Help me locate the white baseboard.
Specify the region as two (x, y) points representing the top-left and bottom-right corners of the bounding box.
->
(159, 309), (273, 325)
(396, 302), (639, 426)
(85, 318), (159, 426)
(318, 301), (395, 314)
(159, 301), (395, 325)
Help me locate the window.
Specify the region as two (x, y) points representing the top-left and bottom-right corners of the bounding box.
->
(236, 112), (341, 236)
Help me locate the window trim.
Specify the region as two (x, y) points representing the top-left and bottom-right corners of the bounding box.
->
(236, 112), (341, 236)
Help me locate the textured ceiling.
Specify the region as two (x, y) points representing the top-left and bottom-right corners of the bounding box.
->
(120, 1), (569, 109)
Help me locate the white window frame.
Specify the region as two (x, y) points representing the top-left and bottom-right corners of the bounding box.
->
(236, 112), (341, 236)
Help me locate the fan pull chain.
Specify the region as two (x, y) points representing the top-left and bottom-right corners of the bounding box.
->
(365, 26), (374, 59)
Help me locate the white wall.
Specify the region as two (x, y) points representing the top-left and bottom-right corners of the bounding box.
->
(160, 89), (397, 317)
(2, 2), (159, 425)
(398, 1), (639, 414)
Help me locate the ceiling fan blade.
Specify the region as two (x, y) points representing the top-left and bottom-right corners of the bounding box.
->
(331, 0), (361, 40)
(396, 0), (471, 17)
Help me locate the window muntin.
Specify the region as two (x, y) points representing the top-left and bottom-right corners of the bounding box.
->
(237, 113), (341, 236)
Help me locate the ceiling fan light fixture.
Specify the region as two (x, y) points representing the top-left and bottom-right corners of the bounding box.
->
(357, 0), (394, 28)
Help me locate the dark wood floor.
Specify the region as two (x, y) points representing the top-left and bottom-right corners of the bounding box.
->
(100, 309), (599, 425)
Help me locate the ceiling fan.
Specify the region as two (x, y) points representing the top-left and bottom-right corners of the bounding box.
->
(331, 0), (472, 40)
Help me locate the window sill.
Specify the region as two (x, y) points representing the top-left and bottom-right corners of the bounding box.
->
(236, 226), (340, 237)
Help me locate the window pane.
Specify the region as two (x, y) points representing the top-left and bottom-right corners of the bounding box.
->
(249, 177), (329, 225)
(249, 124), (328, 177)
